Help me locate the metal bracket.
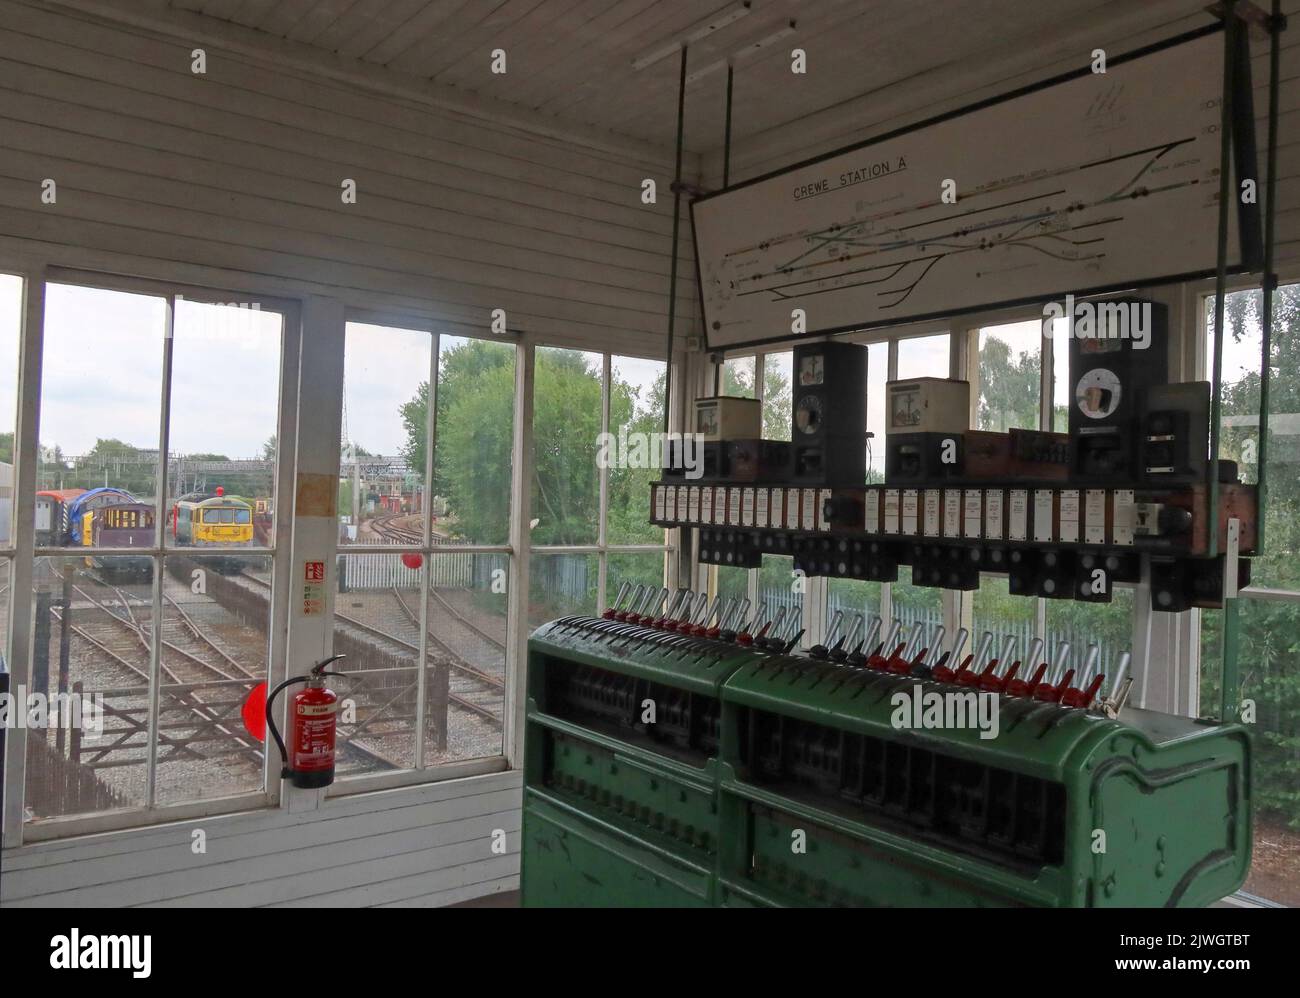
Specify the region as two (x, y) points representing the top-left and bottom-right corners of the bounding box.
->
(1223, 516), (1241, 599)
(1205, 1), (1281, 38)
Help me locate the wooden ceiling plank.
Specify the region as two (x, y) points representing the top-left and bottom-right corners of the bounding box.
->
(360, 0), (477, 64)
(254, 0), (324, 38)
(286, 0), (363, 45)
(385, 0), (526, 75)
(496, 0), (659, 105)
(433, 0), (590, 91)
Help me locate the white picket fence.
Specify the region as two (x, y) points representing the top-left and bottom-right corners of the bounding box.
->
(338, 551), (473, 590)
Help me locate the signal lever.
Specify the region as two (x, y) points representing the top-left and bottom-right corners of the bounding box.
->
(909, 625), (945, 678)
(954, 631), (994, 686)
(1032, 642), (1074, 702)
(930, 627), (968, 683)
(847, 616), (881, 668)
(1004, 637), (1044, 697)
(810, 610), (845, 660)
(602, 581), (632, 620)
(1061, 644), (1103, 708)
(831, 613), (865, 663)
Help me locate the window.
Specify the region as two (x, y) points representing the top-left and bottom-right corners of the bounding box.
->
(24, 280), (290, 826)
(891, 333), (952, 631)
(529, 347), (669, 625)
(1203, 283), (1300, 905)
(721, 356), (756, 398)
(334, 320), (514, 778)
(0, 274), (18, 674)
(975, 320), (1042, 432)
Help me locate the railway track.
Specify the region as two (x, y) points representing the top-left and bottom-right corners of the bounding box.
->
(238, 570), (504, 729)
(369, 514), (422, 545)
(52, 570), (402, 773)
(388, 586), (503, 726)
(56, 575), (263, 767)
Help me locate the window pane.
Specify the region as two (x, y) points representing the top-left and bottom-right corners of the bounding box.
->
(608, 355), (667, 545)
(1206, 285), (1300, 589)
(976, 320), (1041, 432)
(528, 552), (598, 630)
(866, 341), (888, 483)
(971, 576), (1036, 669)
(713, 564), (748, 605)
(0, 557), (10, 670)
(332, 551), (421, 776)
(25, 556), (155, 820)
(38, 284), (166, 512)
(424, 552), (507, 766)
(340, 322), (432, 547)
(756, 554), (797, 645)
(761, 352), (793, 441)
(1200, 598), (1300, 905)
(168, 298), (282, 547)
(896, 333), (950, 380)
(435, 335), (516, 545)
(828, 578), (883, 649)
(892, 578), (943, 638)
(154, 554), (272, 806)
(0, 274), (19, 548)
(1043, 589), (1133, 681)
(532, 348), (602, 545)
(1051, 316), (1070, 432)
(722, 356), (756, 398)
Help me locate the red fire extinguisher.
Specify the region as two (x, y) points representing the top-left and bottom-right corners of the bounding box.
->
(266, 654), (347, 789)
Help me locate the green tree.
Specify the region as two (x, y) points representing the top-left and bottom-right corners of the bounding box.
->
(977, 337), (1040, 432)
(1200, 286), (1300, 826)
(0, 430), (11, 464)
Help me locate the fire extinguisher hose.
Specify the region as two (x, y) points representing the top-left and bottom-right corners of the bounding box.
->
(265, 654), (349, 780)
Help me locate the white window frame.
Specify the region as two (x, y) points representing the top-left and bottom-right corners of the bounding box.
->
(526, 343), (676, 617)
(4, 267), (301, 844)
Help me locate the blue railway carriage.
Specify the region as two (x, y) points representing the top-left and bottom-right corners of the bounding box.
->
(63, 488), (139, 546)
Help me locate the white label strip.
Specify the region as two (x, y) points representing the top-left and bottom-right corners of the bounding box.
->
(902, 489), (919, 535)
(963, 489), (982, 539)
(742, 487), (755, 527)
(1033, 489), (1054, 543)
(729, 487), (743, 526)
(817, 489), (833, 532)
(801, 488), (818, 531)
(985, 489), (1004, 540)
(885, 489), (900, 534)
(865, 489), (880, 534)
(1009, 489), (1028, 542)
(923, 489), (941, 537)
(1059, 489), (1080, 544)
(786, 488), (801, 529)
(653, 485), (665, 522)
(944, 490), (961, 538)
(771, 489), (786, 529)
(688, 486), (700, 523)
(755, 487), (769, 528)
(665, 486), (678, 522)
(1113, 489), (1135, 546)
(1085, 489), (1106, 545)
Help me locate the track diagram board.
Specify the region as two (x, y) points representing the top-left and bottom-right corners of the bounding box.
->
(692, 28), (1258, 350)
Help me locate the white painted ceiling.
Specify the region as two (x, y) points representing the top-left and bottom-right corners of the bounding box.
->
(120, 1), (1216, 153)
